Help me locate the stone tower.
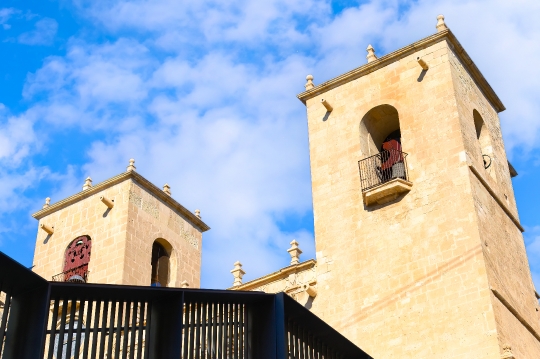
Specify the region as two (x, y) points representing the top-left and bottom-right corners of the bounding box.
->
(296, 16), (540, 359)
(31, 160), (209, 288)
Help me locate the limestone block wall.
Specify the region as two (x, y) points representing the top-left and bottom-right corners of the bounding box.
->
(449, 47), (540, 356)
(32, 181), (130, 284)
(32, 175), (204, 289)
(123, 180), (202, 288)
(303, 39), (503, 358)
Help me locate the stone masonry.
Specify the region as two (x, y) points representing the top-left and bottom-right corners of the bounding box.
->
(295, 21), (540, 359)
(235, 17), (540, 359)
(32, 165), (209, 288)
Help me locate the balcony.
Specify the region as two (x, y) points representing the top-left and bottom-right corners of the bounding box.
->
(51, 264), (89, 283)
(0, 252), (372, 359)
(358, 149), (413, 206)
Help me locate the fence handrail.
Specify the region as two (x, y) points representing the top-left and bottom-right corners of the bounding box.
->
(0, 251), (373, 359)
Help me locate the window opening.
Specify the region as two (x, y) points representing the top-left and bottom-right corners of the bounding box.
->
(62, 235), (91, 282)
(358, 105), (409, 191)
(473, 110), (497, 179)
(151, 241), (170, 287)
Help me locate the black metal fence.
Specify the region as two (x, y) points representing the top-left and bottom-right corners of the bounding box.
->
(358, 149), (409, 192)
(0, 252), (372, 359)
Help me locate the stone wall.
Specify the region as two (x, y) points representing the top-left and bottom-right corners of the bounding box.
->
(32, 175), (204, 288)
(33, 180), (130, 284)
(300, 36), (528, 358)
(449, 45), (540, 356)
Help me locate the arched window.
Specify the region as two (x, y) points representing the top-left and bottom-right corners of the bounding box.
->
(473, 110), (496, 177)
(151, 239), (171, 287)
(63, 235), (91, 282)
(359, 104), (401, 156)
(359, 105), (408, 190)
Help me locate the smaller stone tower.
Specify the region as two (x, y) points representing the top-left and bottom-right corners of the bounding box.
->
(31, 159), (209, 288)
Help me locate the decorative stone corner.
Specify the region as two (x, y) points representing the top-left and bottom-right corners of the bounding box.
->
(305, 75), (314, 90)
(362, 178), (412, 206)
(42, 197), (51, 209)
(230, 261), (245, 287)
(126, 158), (136, 172)
(181, 280), (189, 288)
(366, 44), (377, 63)
(287, 240), (302, 265)
(163, 183), (171, 196)
(82, 177), (93, 191)
(436, 14), (448, 33)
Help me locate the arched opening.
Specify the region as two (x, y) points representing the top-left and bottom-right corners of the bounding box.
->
(151, 239), (172, 287)
(358, 105), (408, 192)
(473, 110), (495, 175)
(63, 235), (91, 282)
(359, 104), (401, 156)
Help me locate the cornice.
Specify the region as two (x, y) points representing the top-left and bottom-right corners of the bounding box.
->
(230, 259), (317, 291)
(32, 171), (210, 232)
(297, 29), (505, 113)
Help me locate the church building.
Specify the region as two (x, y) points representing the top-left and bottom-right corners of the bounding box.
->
(30, 15), (540, 359)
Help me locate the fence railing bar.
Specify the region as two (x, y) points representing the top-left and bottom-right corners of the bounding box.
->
(113, 301), (124, 358)
(239, 304), (244, 359)
(136, 302), (146, 359)
(201, 302), (207, 358)
(98, 301), (110, 359)
(182, 302), (189, 359)
(212, 302), (218, 359)
(72, 299), (86, 359)
(143, 301), (151, 359)
(189, 302), (196, 358)
(195, 302), (201, 359)
(121, 301), (131, 359)
(82, 300), (93, 359)
(65, 298), (78, 359)
(0, 289), (12, 355)
(46, 299), (59, 359)
(128, 301), (138, 359)
(106, 301), (117, 358)
(56, 299), (69, 359)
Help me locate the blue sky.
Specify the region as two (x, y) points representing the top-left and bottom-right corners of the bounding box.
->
(1, 0), (539, 289)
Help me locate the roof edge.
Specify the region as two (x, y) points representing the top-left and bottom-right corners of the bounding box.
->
(229, 259), (317, 291)
(32, 171), (210, 232)
(297, 29), (505, 113)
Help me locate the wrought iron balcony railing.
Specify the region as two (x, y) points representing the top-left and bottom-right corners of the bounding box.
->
(51, 264), (89, 283)
(358, 149), (409, 192)
(0, 252), (372, 359)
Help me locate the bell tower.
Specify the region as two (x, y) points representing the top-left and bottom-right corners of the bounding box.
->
(31, 159), (209, 288)
(298, 16), (540, 358)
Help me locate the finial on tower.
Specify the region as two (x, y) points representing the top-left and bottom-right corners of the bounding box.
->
(42, 197), (51, 209)
(126, 158), (136, 172)
(287, 239), (302, 265)
(163, 183), (171, 196)
(366, 44), (377, 63)
(194, 209), (201, 219)
(436, 14), (447, 32)
(231, 261), (246, 287)
(82, 177), (93, 191)
(305, 75), (314, 90)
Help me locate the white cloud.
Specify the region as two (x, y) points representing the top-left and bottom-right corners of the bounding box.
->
(18, 18), (58, 45)
(5, 0), (540, 288)
(0, 8), (18, 27)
